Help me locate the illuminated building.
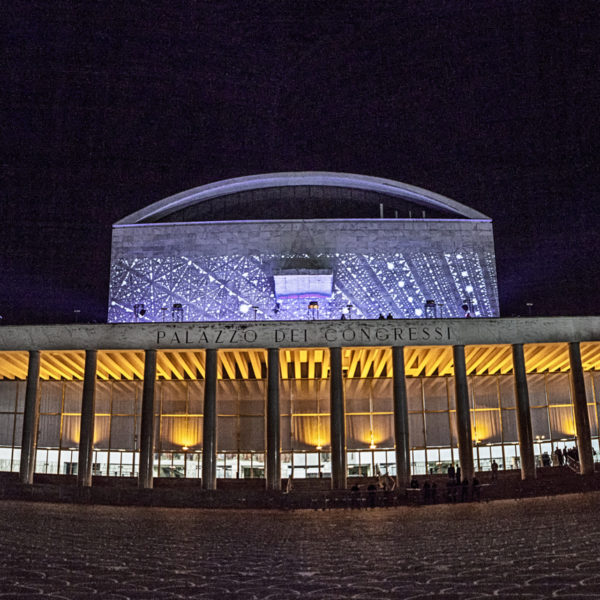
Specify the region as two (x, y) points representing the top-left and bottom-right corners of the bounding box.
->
(108, 172), (500, 322)
(0, 173), (598, 495)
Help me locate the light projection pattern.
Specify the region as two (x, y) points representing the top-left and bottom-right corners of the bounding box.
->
(108, 250), (499, 322)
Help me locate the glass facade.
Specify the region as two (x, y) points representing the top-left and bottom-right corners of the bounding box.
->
(1, 350), (599, 479)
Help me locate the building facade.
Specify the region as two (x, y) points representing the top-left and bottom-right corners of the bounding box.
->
(108, 173), (500, 323)
(0, 317), (598, 491)
(2, 174), (597, 492)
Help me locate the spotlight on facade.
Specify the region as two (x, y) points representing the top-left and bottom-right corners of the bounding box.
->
(424, 299), (437, 318)
(437, 302), (445, 318)
(172, 303), (184, 322)
(133, 303), (146, 322)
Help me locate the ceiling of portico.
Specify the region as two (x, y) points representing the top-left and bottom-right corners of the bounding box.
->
(0, 342), (598, 381)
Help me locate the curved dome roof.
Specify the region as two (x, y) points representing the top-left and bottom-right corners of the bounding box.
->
(116, 172), (490, 225)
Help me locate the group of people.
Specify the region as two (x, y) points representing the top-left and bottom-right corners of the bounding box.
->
(556, 446), (579, 466)
(405, 465), (482, 503)
(535, 446), (580, 468)
(377, 313), (395, 320)
(445, 464), (481, 502)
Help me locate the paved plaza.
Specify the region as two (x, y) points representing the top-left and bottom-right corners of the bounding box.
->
(1, 493), (600, 599)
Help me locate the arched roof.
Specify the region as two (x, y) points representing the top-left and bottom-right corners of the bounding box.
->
(115, 172), (490, 225)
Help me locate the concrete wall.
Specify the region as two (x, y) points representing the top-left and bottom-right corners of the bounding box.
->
(0, 317), (598, 351)
(111, 219), (494, 259)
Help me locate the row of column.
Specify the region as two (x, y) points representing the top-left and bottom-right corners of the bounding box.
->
(18, 342), (595, 490)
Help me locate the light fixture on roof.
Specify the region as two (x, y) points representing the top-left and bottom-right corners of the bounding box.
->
(424, 299), (437, 318)
(172, 303), (184, 322)
(437, 302), (445, 318)
(133, 303), (146, 322)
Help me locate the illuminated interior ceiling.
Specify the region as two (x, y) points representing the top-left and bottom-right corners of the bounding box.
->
(0, 342), (598, 381)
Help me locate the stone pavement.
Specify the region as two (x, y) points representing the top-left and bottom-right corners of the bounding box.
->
(1, 493), (600, 599)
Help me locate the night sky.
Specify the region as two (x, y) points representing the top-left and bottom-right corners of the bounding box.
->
(2, 1), (598, 325)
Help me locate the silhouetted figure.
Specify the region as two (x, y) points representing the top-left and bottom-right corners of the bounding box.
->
(431, 482), (438, 503)
(378, 313), (386, 320)
(423, 481), (431, 504)
(410, 477), (419, 489)
(367, 483), (377, 508)
(446, 480), (457, 502)
(461, 479), (469, 502)
(386, 313), (394, 319)
(555, 447), (564, 466)
(350, 484), (360, 509)
(472, 477), (481, 502)
(491, 460), (499, 480)
(455, 465), (461, 484)
(447, 464), (455, 480)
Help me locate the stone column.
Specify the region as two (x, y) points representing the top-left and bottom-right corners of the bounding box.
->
(138, 350), (157, 489)
(569, 342), (594, 475)
(19, 350), (41, 485)
(512, 343), (536, 480)
(392, 346), (410, 489)
(453, 345), (474, 482)
(77, 350), (98, 487)
(202, 348), (218, 490)
(265, 348), (281, 491)
(330, 346), (346, 489)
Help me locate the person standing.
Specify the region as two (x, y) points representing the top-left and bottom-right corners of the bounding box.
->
(555, 447), (564, 466)
(455, 465), (461, 484)
(461, 479), (469, 502)
(448, 464), (455, 480)
(491, 460), (499, 481)
(472, 477), (481, 502)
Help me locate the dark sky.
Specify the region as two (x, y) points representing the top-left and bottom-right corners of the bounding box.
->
(2, 1), (598, 325)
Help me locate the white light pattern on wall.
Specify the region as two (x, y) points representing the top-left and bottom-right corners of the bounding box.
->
(108, 250), (498, 322)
